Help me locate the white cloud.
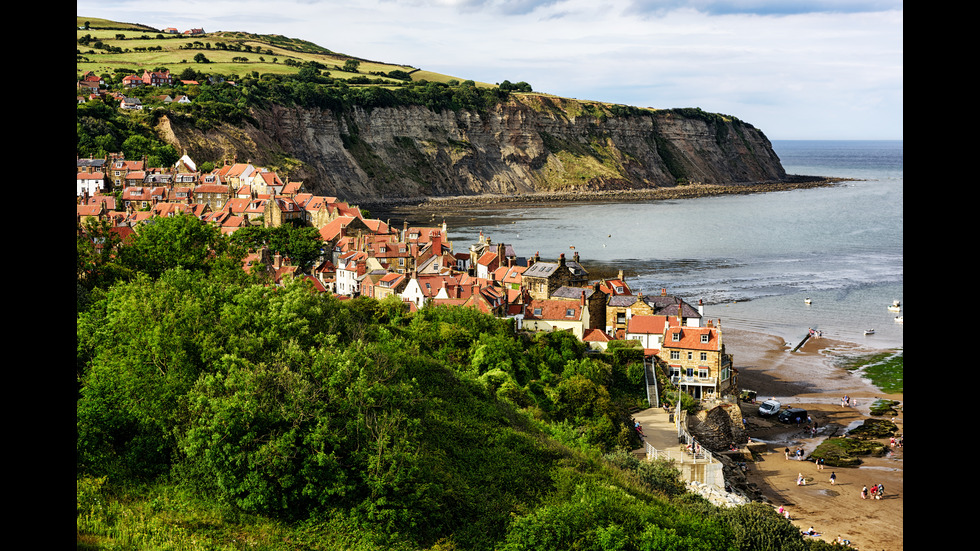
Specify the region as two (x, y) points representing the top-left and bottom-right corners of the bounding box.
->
(77, 0), (902, 139)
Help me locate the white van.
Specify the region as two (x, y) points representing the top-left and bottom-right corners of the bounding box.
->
(758, 399), (781, 417)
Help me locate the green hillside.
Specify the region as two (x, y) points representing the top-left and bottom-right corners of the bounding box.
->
(76, 216), (832, 550)
(76, 16), (486, 88)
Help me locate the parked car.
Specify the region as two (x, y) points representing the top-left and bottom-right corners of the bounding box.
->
(777, 407), (808, 424)
(758, 399), (781, 417)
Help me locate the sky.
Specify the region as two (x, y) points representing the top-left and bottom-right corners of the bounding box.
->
(77, 0), (903, 140)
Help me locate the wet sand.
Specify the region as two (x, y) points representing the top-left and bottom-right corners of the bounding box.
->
(724, 328), (903, 550)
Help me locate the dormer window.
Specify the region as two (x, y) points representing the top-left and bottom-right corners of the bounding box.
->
(533, 308), (542, 316)
(672, 331), (680, 342)
(565, 309), (575, 317)
(701, 334), (709, 344)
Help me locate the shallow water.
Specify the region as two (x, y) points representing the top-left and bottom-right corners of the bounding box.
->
(381, 141), (903, 349)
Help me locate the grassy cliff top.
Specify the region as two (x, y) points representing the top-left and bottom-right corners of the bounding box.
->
(76, 16), (489, 87)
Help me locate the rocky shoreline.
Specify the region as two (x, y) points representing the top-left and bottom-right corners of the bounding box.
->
(359, 175), (849, 211)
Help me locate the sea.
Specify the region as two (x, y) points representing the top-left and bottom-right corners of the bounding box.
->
(381, 140), (903, 350)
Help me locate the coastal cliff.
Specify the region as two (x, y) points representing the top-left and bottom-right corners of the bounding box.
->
(157, 94), (787, 202)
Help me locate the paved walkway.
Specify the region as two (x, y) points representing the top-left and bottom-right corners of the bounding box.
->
(630, 406), (690, 461)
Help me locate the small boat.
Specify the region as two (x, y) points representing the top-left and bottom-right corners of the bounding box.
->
(894, 316), (903, 324)
(887, 300), (901, 313)
(864, 329), (875, 335)
(804, 298), (812, 305)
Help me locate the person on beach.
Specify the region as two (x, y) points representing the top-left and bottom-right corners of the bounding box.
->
(830, 472), (836, 485)
(797, 473), (806, 486)
(817, 457), (825, 470)
(861, 485), (868, 499)
(875, 483), (884, 500)
(785, 447), (791, 460)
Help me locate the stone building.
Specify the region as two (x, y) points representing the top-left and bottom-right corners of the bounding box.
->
(521, 252), (589, 300)
(659, 319), (734, 399)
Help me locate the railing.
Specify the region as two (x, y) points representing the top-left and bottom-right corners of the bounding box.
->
(670, 374), (718, 386)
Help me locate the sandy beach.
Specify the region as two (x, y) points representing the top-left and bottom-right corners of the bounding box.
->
(724, 328), (903, 550)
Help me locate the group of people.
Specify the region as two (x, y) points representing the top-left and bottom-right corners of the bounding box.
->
(784, 446), (806, 460)
(861, 483), (885, 500)
(840, 394), (858, 407)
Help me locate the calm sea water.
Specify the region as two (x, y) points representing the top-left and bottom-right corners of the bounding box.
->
(387, 140), (904, 349)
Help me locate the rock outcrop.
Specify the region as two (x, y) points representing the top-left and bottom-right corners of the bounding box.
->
(158, 94), (787, 202)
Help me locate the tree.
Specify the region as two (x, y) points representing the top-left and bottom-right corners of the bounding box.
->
(343, 59), (360, 73)
(121, 135), (153, 160)
(118, 213), (231, 279)
(193, 52), (210, 63)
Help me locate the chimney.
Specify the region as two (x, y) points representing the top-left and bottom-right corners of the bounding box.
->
(662, 288), (667, 296)
(581, 290), (586, 307)
(618, 269), (624, 280)
(698, 299), (704, 316)
(559, 253), (566, 267)
(573, 251), (580, 264)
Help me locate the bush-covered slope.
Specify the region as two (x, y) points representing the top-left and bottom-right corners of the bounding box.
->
(77, 215), (835, 550)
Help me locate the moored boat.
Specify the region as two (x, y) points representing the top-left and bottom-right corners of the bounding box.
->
(864, 328), (875, 335)
(887, 300), (901, 312)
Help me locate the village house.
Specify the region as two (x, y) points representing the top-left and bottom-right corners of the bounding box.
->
(120, 97), (143, 110)
(263, 196), (305, 227)
(250, 169), (285, 196)
(193, 182), (235, 210)
(77, 201), (109, 225)
(659, 319), (733, 400)
(549, 284), (607, 332)
(141, 69), (172, 87)
(605, 288), (703, 336)
(521, 252), (589, 300)
(625, 314), (673, 353)
(521, 294), (591, 340)
(107, 158), (146, 189)
(121, 74), (144, 88)
(77, 171), (106, 197)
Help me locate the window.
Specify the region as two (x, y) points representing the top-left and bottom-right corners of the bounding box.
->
(687, 352), (693, 360)
(617, 313), (626, 324)
(670, 350), (680, 360)
(533, 308), (542, 316)
(701, 334), (709, 344)
(672, 332), (680, 342)
(565, 308), (575, 317)
(700, 352), (708, 362)
(698, 368), (709, 378)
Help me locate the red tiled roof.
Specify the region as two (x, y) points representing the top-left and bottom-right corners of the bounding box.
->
(627, 315), (670, 335)
(524, 298), (584, 321)
(663, 326), (721, 351)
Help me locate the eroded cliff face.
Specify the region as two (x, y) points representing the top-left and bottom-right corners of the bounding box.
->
(158, 94), (786, 202)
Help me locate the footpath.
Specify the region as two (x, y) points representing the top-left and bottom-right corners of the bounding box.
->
(631, 404), (752, 508)
(630, 406), (687, 460)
